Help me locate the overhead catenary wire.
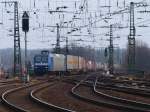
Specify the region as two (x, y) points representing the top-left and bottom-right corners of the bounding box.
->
(0, 0), (150, 49)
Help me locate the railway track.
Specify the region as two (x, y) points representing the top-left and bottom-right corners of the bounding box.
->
(71, 75), (122, 112)
(97, 77), (150, 97)
(30, 82), (74, 112)
(105, 77), (150, 89)
(1, 75), (89, 112)
(0, 82), (22, 112)
(0, 79), (20, 87)
(83, 75), (150, 104)
(94, 77), (150, 112)
(71, 74), (150, 112)
(2, 73), (150, 112)
(31, 74), (116, 112)
(95, 84), (150, 104)
(1, 80), (57, 112)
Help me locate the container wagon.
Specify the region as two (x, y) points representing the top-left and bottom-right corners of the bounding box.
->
(34, 51), (100, 76)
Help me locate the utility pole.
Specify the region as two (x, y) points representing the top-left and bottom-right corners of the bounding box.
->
(128, 2), (135, 73)
(65, 37), (68, 72)
(2, 1), (22, 77)
(108, 25), (114, 74)
(56, 23), (60, 53)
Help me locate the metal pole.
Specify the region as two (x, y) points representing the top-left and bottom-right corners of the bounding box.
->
(25, 31), (28, 82)
(65, 37), (68, 72)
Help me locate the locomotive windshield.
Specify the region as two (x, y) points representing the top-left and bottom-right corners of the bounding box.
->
(42, 56), (48, 63)
(35, 56), (41, 63)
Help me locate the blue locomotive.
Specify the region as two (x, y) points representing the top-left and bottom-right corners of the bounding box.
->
(34, 51), (51, 75)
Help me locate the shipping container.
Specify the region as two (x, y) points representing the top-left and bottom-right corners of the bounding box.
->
(96, 62), (101, 70)
(52, 54), (65, 71)
(91, 61), (96, 71)
(79, 57), (83, 70)
(87, 60), (92, 70)
(67, 55), (78, 70)
(83, 58), (88, 72)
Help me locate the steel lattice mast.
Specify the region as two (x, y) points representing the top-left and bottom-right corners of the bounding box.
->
(128, 2), (135, 72)
(56, 23), (60, 53)
(1, 1), (22, 77)
(14, 1), (22, 77)
(109, 25), (114, 74)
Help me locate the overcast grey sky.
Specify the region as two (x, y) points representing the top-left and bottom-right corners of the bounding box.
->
(0, 0), (150, 49)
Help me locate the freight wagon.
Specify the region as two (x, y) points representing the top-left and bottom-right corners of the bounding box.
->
(34, 51), (99, 75)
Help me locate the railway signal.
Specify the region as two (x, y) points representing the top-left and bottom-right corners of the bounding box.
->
(22, 11), (29, 82)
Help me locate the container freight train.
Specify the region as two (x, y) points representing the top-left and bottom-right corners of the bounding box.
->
(34, 51), (102, 75)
